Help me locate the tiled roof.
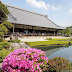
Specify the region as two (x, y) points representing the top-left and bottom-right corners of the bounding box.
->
(6, 4), (65, 30)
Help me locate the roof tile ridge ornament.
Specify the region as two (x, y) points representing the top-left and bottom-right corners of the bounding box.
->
(5, 3), (46, 17)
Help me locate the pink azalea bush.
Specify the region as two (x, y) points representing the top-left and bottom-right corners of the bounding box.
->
(1, 48), (48, 72)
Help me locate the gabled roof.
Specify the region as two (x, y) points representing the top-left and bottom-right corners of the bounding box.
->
(6, 4), (65, 30)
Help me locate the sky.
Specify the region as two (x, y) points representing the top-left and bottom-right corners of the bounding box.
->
(0, 0), (72, 27)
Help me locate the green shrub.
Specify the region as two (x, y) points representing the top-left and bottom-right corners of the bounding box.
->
(46, 38), (52, 40)
(0, 50), (9, 63)
(0, 42), (11, 49)
(8, 39), (20, 43)
(47, 57), (71, 72)
(0, 45), (3, 50)
(0, 49), (14, 63)
(0, 38), (3, 42)
(66, 33), (70, 37)
(24, 42), (30, 46)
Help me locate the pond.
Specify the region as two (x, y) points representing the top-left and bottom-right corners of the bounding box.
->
(45, 45), (72, 62)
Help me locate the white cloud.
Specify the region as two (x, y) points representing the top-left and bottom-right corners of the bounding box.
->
(26, 0), (60, 11)
(51, 6), (60, 10)
(26, 0), (49, 10)
(69, 9), (72, 14)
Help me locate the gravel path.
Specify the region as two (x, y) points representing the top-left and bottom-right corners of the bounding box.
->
(18, 36), (72, 42)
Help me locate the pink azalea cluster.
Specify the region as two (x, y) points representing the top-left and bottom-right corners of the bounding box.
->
(1, 48), (48, 72)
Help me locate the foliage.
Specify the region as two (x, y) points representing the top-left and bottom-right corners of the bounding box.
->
(58, 27), (72, 36)
(0, 36), (3, 42)
(0, 1), (9, 22)
(66, 33), (70, 37)
(0, 1), (13, 37)
(0, 49), (13, 63)
(8, 39), (20, 43)
(47, 57), (71, 72)
(0, 45), (3, 50)
(24, 42), (30, 46)
(46, 38), (52, 40)
(1, 48), (48, 72)
(1, 21), (13, 29)
(64, 27), (71, 34)
(0, 22), (13, 37)
(0, 42), (11, 49)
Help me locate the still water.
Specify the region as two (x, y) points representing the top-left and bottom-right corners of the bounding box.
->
(45, 46), (72, 62)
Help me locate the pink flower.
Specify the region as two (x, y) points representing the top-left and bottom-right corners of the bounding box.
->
(1, 48), (48, 72)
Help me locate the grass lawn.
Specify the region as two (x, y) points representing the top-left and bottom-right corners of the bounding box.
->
(28, 38), (72, 51)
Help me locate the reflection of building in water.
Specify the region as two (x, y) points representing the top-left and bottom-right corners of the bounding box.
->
(6, 4), (65, 36)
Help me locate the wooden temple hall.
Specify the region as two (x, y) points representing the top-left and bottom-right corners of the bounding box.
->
(6, 4), (65, 36)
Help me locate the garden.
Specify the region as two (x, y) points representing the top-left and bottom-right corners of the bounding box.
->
(0, 1), (72, 71)
(0, 38), (72, 72)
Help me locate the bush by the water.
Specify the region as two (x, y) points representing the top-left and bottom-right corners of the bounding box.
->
(1, 48), (48, 72)
(47, 57), (71, 72)
(8, 39), (20, 43)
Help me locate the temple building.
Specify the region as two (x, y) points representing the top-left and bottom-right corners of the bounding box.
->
(6, 4), (65, 36)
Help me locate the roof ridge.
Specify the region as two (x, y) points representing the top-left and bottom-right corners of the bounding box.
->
(46, 17), (60, 27)
(5, 3), (47, 17)
(46, 17), (66, 29)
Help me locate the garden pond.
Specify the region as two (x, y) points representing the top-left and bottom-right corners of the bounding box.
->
(45, 45), (72, 62)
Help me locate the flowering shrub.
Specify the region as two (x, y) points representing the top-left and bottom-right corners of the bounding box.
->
(1, 48), (48, 72)
(47, 57), (71, 72)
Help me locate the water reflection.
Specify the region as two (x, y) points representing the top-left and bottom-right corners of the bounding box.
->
(45, 46), (72, 62)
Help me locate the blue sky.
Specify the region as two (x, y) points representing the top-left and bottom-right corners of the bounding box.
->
(0, 0), (72, 27)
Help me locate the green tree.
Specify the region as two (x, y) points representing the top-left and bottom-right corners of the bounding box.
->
(58, 27), (71, 36)
(0, 1), (9, 23)
(64, 27), (71, 34)
(0, 1), (12, 38)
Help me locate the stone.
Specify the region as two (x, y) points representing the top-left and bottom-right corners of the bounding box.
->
(9, 42), (30, 50)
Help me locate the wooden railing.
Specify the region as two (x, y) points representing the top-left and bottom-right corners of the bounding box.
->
(7, 33), (60, 36)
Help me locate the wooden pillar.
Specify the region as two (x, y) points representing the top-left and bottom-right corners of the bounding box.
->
(54, 31), (55, 36)
(57, 30), (58, 36)
(13, 24), (15, 34)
